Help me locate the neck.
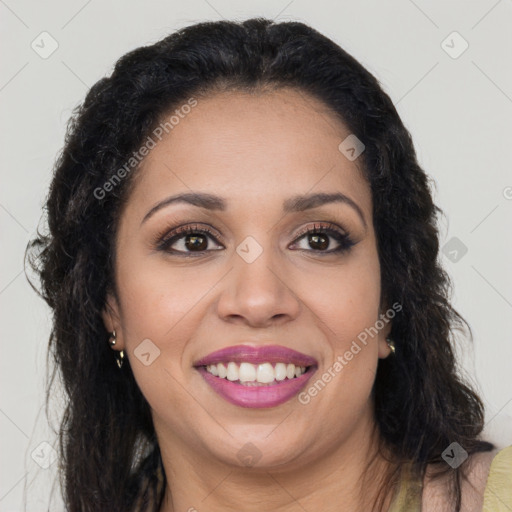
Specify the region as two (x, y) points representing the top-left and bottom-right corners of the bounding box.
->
(156, 413), (396, 512)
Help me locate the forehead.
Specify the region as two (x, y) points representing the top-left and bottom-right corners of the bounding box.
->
(125, 88), (372, 221)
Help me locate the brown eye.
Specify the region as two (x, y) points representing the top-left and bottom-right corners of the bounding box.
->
(184, 233), (208, 251)
(291, 223), (355, 254)
(156, 224), (223, 256)
(308, 232), (329, 251)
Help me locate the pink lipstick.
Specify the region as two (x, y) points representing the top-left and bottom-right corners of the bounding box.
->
(194, 345), (317, 408)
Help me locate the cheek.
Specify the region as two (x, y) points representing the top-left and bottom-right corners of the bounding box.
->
(116, 252), (216, 345)
(298, 251), (381, 345)
(116, 259), (206, 411)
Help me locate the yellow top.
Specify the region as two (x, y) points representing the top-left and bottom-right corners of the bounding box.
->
(483, 445), (512, 512)
(389, 445), (512, 512)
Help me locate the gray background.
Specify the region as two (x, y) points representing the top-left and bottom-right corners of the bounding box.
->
(1, 0), (511, 510)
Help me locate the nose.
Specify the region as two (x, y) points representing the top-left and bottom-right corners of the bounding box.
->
(216, 246), (301, 328)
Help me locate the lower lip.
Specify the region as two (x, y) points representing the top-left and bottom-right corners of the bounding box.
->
(196, 366), (317, 408)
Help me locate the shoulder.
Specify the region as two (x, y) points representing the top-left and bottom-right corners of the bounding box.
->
(482, 445), (512, 512)
(422, 446), (512, 512)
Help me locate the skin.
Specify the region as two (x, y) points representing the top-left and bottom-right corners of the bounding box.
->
(102, 87), (400, 511)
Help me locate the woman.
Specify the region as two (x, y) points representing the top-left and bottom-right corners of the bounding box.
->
(26, 17), (511, 512)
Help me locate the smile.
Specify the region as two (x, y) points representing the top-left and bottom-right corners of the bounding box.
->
(205, 361), (308, 384)
(194, 344), (318, 408)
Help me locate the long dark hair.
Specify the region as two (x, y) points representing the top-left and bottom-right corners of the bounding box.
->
(26, 17), (493, 511)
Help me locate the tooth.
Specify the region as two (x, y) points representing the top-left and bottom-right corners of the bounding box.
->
(257, 363), (275, 383)
(226, 362), (239, 381)
(205, 361), (308, 381)
(239, 362), (257, 382)
(275, 362), (287, 381)
(217, 363), (227, 379)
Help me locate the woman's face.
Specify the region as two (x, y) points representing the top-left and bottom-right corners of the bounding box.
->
(103, 88), (393, 472)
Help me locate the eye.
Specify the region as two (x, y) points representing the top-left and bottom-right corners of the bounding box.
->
(290, 222), (355, 255)
(155, 224), (224, 256)
(154, 221), (355, 257)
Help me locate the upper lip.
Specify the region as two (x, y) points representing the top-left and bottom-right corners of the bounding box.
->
(193, 344), (318, 367)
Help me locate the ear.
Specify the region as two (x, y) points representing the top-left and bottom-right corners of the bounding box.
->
(101, 292), (125, 350)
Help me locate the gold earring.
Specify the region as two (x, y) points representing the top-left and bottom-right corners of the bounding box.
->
(108, 330), (124, 368)
(115, 350), (124, 369)
(386, 336), (396, 355)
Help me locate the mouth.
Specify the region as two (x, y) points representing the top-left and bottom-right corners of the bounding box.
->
(193, 345), (318, 408)
(200, 361), (312, 385)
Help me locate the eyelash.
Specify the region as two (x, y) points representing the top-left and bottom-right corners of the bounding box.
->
(154, 222), (355, 257)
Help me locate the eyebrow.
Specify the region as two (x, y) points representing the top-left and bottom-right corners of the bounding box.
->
(141, 191), (367, 229)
